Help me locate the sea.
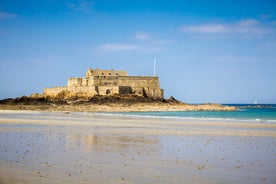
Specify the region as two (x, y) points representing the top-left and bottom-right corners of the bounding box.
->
(114, 104), (276, 123)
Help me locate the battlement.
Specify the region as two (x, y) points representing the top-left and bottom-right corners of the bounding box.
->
(85, 68), (128, 77)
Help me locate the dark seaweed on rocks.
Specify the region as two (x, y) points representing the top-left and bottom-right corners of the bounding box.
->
(0, 95), (181, 106)
(75, 95), (179, 105)
(0, 96), (68, 105)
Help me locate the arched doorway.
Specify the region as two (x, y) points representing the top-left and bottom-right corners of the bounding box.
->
(106, 89), (111, 95)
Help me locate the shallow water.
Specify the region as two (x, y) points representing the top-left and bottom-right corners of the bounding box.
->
(0, 111), (276, 183)
(115, 104), (276, 122)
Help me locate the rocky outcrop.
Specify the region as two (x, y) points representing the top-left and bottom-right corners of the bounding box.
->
(46, 90), (90, 101)
(0, 94), (236, 112)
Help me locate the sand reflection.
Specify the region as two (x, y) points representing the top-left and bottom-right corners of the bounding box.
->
(65, 133), (159, 152)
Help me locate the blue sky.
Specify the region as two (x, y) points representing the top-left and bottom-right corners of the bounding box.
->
(0, 0), (276, 103)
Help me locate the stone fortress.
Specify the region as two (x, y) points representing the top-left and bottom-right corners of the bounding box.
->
(44, 68), (164, 99)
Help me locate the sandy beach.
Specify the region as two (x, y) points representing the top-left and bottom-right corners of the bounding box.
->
(0, 110), (276, 183)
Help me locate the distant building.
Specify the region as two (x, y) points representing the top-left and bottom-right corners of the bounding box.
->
(44, 68), (163, 99)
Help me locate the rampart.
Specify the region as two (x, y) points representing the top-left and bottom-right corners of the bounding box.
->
(44, 87), (67, 96)
(43, 68), (164, 99)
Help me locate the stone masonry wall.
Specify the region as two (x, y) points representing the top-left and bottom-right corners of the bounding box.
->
(44, 86), (97, 97)
(43, 87), (67, 96)
(68, 78), (83, 87)
(91, 76), (163, 98)
(118, 76), (163, 99)
(43, 69), (163, 99)
(67, 86), (97, 96)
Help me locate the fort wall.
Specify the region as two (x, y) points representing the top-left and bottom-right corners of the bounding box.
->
(67, 86), (97, 96)
(86, 68), (128, 77)
(91, 76), (163, 98)
(97, 86), (119, 95)
(118, 76), (163, 98)
(67, 78), (83, 87)
(44, 87), (67, 96)
(43, 68), (164, 99)
(44, 86), (98, 97)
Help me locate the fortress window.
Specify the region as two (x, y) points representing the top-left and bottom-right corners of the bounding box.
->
(116, 73), (118, 75)
(102, 73), (104, 75)
(109, 73), (111, 75)
(106, 89), (111, 95)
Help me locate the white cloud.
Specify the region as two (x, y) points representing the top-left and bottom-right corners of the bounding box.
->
(99, 43), (138, 52)
(181, 24), (228, 34)
(67, 0), (94, 13)
(234, 19), (272, 34)
(180, 19), (275, 36)
(133, 32), (151, 40)
(98, 43), (166, 53)
(97, 32), (172, 54)
(215, 55), (259, 63)
(0, 11), (18, 20)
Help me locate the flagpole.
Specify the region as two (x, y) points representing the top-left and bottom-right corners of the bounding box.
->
(154, 58), (156, 76)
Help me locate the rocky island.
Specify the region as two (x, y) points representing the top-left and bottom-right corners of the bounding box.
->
(0, 68), (235, 112)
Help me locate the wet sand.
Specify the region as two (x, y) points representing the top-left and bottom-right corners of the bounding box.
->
(0, 110), (276, 184)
